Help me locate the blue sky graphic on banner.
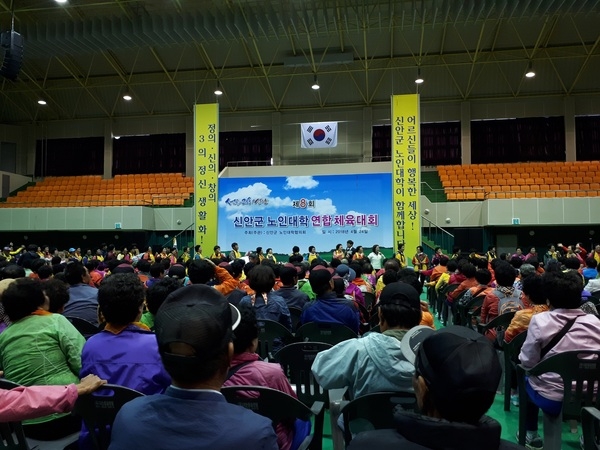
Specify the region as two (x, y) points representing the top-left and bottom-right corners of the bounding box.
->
(218, 174), (392, 254)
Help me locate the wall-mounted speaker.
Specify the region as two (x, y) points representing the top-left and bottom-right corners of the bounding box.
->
(1, 30), (24, 81)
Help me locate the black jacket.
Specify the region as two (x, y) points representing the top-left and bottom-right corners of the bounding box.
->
(347, 410), (524, 450)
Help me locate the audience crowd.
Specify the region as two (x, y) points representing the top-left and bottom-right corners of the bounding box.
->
(0, 237), (599, 450)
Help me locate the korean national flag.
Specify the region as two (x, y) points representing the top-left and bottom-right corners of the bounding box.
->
(300, 122), (338, 149)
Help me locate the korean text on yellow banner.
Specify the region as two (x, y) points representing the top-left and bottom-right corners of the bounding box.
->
(194, 103), (219, 253)
(391, 94), (421, 258)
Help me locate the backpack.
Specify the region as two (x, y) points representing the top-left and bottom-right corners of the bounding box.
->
(496, 288), (523, 315)
(495, 288), (523, 346)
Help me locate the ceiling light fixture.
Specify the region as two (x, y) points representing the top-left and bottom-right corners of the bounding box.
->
(55, 0), (67, 3)
(415, 68), (424, 84)
(311, 74), (320, 90)
(214, 81), (223, 96)
(37, 99), (47, 105)
(122, 93), (132, 101)
(525, 62), (536, 78)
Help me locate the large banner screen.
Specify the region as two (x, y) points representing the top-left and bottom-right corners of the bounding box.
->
(218, 174), (393, 256)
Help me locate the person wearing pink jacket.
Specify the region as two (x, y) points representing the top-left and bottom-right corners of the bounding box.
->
(0, 373), (106, 422)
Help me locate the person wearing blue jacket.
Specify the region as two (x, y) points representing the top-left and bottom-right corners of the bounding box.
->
(300, 265), (360, 334)
(311, 282), (424, 399)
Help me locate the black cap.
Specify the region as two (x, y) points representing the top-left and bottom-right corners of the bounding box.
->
(415, 326), (501, 422)
(378, 282), (420, 309)
(309, 265), (333, 291)
(155, 285), (240, 367)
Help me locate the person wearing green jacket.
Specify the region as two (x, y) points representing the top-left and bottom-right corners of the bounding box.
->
(0, 278), (85, 440)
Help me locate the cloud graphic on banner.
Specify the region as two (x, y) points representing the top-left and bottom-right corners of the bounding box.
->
(220, 182), (293, 218)
(346, 210), (371, 232)
(284, 176), (319, 190)
(308, 198), (336, 216)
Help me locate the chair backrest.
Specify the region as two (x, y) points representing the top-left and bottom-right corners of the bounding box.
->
(256, 319), (294, 360)
(458, 294), (485, 327)
(525, 350), (600, 420)
(295, 322), (357, 346)
(273, 342), (332, 407)
(73, 384), (144, 450)
(341, 391), (417, 446)
(65, 316), (101, 339)
(363, 292), (376, 310)
(221, 384), (319, 424)
(288, 307), (303, 332)
(439, 283), (459, 296)
(503, 330), (528, 361)
(478, 311), (516, 335)
(0, 379), (31, 450)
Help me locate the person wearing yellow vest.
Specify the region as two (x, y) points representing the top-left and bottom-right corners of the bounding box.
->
(395, 243), (407, 269)
(308, 246), (319, 264)
(229, 242), (242, 261)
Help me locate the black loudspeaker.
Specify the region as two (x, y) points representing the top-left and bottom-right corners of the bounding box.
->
(0, 30), (24, 81)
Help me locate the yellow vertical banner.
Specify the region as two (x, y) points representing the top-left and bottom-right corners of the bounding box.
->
(391, 94), (421, 261)
(194, 103), (219, 254)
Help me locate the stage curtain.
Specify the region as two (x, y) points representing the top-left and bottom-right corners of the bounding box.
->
(35, 137), (104, 177)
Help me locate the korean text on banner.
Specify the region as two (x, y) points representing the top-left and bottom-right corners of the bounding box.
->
(300, 122), (338, 148)
(194, 103), (219, 253)
(391, 94), (421, 258)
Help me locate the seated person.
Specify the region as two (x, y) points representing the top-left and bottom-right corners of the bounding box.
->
(0, 278), (85, 439)
(188, 258), (238, 296)
(583, 263), (600, 293)
(481, 261), (521, 341)
(80, 273), (171, 395)
(140, 277), (182, 330)
(447, 263), (478, 304)
(239, 265), (292, 331)
(300, 265), (360, 334)
(518, 270), (600, 450)
(110, 285), (278, 449)
(277, 265), (310, 310)
(311, 282), (425, 399)
(223, 305), (309, 450)
(348, 326), (523, 450)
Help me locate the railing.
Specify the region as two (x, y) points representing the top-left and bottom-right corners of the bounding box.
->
(422, 215), (454, 254)
(162, 222), (195, 251)
(0, 194), (188, 208)
(420, 181), (447, 202)
(445, 186), (599, 200)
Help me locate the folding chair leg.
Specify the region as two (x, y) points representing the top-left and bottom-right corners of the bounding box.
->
(329, 400), (346, 450)
(543, 410), (563, 450)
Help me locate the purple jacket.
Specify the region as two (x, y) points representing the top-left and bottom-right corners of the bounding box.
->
(519, 309), (600, 401)
(80, 324), (170, 394)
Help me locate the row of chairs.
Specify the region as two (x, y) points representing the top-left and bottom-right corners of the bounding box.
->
(438, 161), (600, 176)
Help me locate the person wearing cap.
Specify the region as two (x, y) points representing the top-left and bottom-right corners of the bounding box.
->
(336, 264), (364, 306)
(277, 264), (310, 310)
(347, 326), (523, 450)
(63, 261), (99, 326)
(300, 265), (360, 334)
(109, 284), (278, 450)
(311, 282), (422, 399)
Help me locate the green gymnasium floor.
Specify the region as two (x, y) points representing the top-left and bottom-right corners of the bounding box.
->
(319, 290), (584, 449)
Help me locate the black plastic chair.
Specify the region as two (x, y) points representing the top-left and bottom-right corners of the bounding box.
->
(221, 386), (324, 450)
(65, 316), (101, 339)
(426, 285), (437, 315)
(295, 322), (357, 346)
(581, 406), (600, 450)
(340, 391), (417, 447)
(457, 294), (485, 329)
(73, 384), (144, 450)
(0, 379), (79, 450)
(257, 319), (294, 360)
(273, 342), (333, 450)
(477, 311), (517, 339)
(363, 292), (376, 311)
(502, 330), (527, 412)
(517, 350), (600, 450)
(289, 307), (303, 333)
